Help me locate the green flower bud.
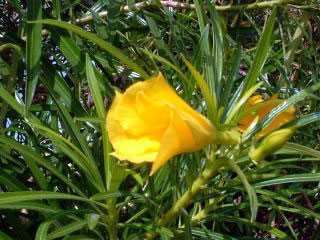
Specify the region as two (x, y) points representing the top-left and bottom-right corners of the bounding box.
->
(249, 128), (296, 162)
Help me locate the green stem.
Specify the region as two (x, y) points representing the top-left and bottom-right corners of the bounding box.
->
(106, 203), (118, 240)
(145, 158), (224, 239)
(157, 158), (224, 226)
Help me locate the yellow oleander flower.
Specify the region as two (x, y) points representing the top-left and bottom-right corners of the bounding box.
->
(238, 95), (295, 138)
(106, 73), (216, 175)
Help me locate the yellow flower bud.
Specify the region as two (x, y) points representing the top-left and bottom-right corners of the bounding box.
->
(239, 95), (296, 139)
(106, 73), (239, 175)
(249, 128), (296, 162)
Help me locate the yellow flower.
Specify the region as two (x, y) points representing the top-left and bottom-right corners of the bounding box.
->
(238, 95), (295, 138)
(106, 73), (215, 175)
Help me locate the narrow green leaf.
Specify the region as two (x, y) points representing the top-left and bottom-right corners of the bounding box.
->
(228, 158), (258, 222)
(35, 222), (52, 240)
(0, 202), (59, 213)
(32, 123), (104, 191)
(255, 173), (320, 187)
(52, 0), (61, 19)
(0, 137), (85, 196)
(26, 0), (42, 109)
(0, 191), (107, 210)
(191, 229), (237, 240)
(0, 169), (28, 191)
(193, 0), (206, 33)
(142, 49), (189, 84)
(48, 220), (87, 239)
(224, 82), (263, 124)
(243, 8), (277, 93)
(52, 73), (72, 108)
(221, 47), (241, 108)
(85, 54), (106, 120)
(31, 19), (149, 79)
(146, 16), (178, 65)
(284, 142), (320, 158)
(0, 231), (13, 240)
(25, 155), (49, 191)
(209, 6), (224, 100)
(102, 123), (113, 191)
(108, 164), (128, 193)
(0, 191), (85, 204)
(60, 35), (82, 68)
(198, 25), (219, 120)
(182, 56), (216, 122)
(257, 189), (320, 219)
(0, 84), (41, 125)
(286, 112), (320, 128)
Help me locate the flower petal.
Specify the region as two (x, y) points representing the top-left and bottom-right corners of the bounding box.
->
(150, 110), (195, 175)
(256, 105), (295, 138)
(238, 95), (296, 138)
(173, 106), (214, 151)
(107, 91), (161, 163)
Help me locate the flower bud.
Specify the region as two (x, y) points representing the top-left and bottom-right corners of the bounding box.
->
(249, 128), (296, 162)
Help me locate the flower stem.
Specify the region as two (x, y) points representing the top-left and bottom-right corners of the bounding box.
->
(157, 158), (224, 226)
(106, 207), (118, 240)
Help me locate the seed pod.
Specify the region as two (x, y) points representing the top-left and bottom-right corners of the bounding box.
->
(249, 128), (296, 162)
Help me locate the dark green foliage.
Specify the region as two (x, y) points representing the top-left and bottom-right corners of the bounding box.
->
(0, 0), (320, 239)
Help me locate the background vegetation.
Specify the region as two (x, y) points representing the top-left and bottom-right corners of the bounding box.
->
(0, 0), (320, 239)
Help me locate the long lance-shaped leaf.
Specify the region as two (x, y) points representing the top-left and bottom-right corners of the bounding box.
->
(35, 222), (52, 240)
(0, 231), (13, 240)
(48, 220), (88, 239)
(26, 0), (42, 110)
(32, 123), (104, 192)
(85, 54), (106, 120)
(242, 8), (277, 93)
(0, 137), (85, 197)
(284, 142), (320, 158)
(0, 86), (104, 193)
(224, 82), (263, 124)
(0, 202), (59, 213)
(209, 5), (224, 102)
(228, 158), (258, 222)
(221, 47), (241, 108)
(0, 85), (41, 124)
(31, 19), (149, 79)
(40, 73), (105, 192)
(255, 173), (320, 187)
(182, 56), (216, 122)
(142, 49), (189, 84)
(0, 86), (101, 193)
(0, 191), (106, 210)
(0, 169), (28, 191)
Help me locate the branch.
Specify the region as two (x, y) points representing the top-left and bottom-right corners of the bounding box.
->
(144, 158), (225, 239)
(75, 0), (298, 24)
